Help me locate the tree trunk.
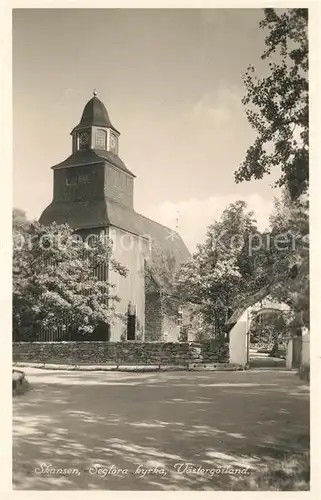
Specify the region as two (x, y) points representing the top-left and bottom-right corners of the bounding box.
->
(270, 340), (279, 357)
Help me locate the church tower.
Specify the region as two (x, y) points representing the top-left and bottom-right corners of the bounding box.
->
(40, 91), (190, 342)
(40, 90), (136, 229)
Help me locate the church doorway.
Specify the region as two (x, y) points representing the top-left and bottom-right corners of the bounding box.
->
(127, 303), (136, 340)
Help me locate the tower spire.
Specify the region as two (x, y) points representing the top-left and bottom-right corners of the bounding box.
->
(71, 92), (119, 134)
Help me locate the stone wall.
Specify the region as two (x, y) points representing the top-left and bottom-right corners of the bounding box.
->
(145, 292), (163, 341)
(13, 341), (229, 366)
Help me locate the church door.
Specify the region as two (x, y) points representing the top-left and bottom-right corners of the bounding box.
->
(127, 304), (136, 340)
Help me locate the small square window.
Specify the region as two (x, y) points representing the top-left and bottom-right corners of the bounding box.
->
(78, 173), (89, 183)
(66, 176), (78, 186)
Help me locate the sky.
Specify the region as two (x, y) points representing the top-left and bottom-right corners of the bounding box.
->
(13, 8), (282, 251)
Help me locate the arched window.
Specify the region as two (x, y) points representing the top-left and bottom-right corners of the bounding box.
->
(95, 129), (107, 150)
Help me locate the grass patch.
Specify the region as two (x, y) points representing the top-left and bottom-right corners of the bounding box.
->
(242, 452), (310, 490)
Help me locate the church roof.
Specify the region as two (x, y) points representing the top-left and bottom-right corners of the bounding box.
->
(51, 149), (135, 177)
(71, 95), (119, 134)
(137, 213), (191, 287)
(135, 213), (190, 273)
(106, 202), (190, 271)
(40, 199), (109, 230)
(40, 198), (190, 271)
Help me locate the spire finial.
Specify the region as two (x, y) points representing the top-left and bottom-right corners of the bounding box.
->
(93, 89), (97, 96)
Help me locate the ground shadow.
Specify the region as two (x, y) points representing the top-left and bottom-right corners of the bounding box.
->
(13, 370), (309, 490)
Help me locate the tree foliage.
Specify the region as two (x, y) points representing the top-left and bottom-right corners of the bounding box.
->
(174, 194), (309, 338)
(13, 217), (128, 339)
(266, 192), (309, 328)
(249, 309), (291, 355)
(13, 207), (28, 229)
(174, 201), (261, 338)
(235, 8), (308, 200)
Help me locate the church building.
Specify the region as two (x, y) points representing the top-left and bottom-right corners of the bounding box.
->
(40, 91), (190, 342)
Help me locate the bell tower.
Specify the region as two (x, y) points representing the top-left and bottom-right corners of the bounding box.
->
(40, 91), (136, 229)
(71, 89), (120, 155)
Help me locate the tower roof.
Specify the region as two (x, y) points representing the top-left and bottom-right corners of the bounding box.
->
(71, 91), (119, 134)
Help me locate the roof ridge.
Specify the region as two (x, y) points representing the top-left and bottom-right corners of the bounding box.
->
(91, 149), (106, 162)
(51, 150), (105, 170)
(93, 149), (136, 177)
(136, 212), (179, 235)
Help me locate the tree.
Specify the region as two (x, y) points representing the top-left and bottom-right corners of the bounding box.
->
(268, 192), (309, 329)
(235, 8), (308, 201)
(250, 309), (293, 356)
(175, 196), (309, 340)
(245, 190), (309, 333)
(13, 219), (128, 340)
(13, 207), (28, 228)
(174, 201), (262, 338)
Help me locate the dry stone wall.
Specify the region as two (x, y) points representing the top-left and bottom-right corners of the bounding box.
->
(13, 341), (229, 366)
